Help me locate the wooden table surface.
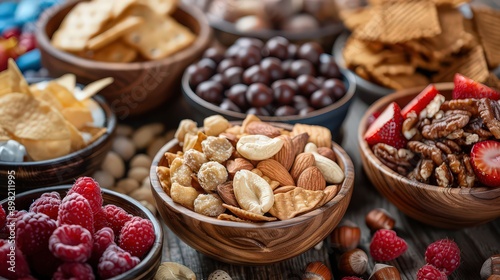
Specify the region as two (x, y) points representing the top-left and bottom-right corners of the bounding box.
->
(129, 92), (500, 280)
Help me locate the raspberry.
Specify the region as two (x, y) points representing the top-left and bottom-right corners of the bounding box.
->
(53, 262), (95, 280)
(93, 208), (109, 232)
(119, 217), (155, 258)
(103, 204), (132, 237)
(417, 264), (447, 280)
(425, 239), (461, 276)
(0, 239), (30, 279)
(49, 224), (93, 262)
(29, 191), (61, 220)
(27, 247), (62, 278)
(68, 177), (103, 214)
(369, 229), (408, 261)
(58, 193), (94, 233)
(16, 212), (57, 254)
(98, 244), (140, 279)
(0, 205), (6, 229)
(91, 227), (115, 265)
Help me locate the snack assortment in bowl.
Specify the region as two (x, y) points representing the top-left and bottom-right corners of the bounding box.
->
(0, 177), (163, 279)
(50, 0), (195, 62)
(150, 114), (354, 264)
(339, 0), (500, 90)
(364, 74), (500, 188)
(0, 59), (112, 162)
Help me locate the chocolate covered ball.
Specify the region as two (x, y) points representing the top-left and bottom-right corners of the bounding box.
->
(210, 73), (224, 84)
(187, 58), (216, 88)
(243, 65), (269, 85)
(246, 83), (273, 107)
(310, 89), (334, 109)
(247, 106), (270, 116)
(235, 37), (264, 49)
(293, 95), (309, 111)
(196, 80), (223, 104)
(226, 84), (248, 108)
(289, 59), (316, 78)
(263, 36), (289, 60)
(319, 54), (341, 79)
(297, 42), (324, 65)
(299, 106), (315, 116)
(219, 98), (241, 112)
(203, 47), (225, 64)
(323, 78), (346, 100)
(217, 58), (238, 73)
(222, 66), (243, 88)
(260, 57), (285, 82)
(271, 79), (297, 105)
(297, 75), (321, 97)
(275, 105), (297, 116)
(236, 45), (262, 68)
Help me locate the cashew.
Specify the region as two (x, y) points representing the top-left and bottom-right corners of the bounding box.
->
(233, 170), (274, 215)
(236, 135), (283, 161)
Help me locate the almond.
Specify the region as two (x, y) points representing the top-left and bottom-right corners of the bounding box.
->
(217, 181), (239, 207)
(257, 159), (295, 186)
(245, 122), (281, 138)
(291, 132), (309, 156)
(273, 135), (295, 171)
(226, 158), (254, 178)
(290, 152), (315, 181)
(297, 166), (326, 191)
(317, 147), (336, 162)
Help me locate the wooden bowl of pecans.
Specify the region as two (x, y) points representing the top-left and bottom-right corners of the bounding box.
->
(358, 82), (500, 229)
(150, 116), (354, 265)
(36, 0), (212, 118)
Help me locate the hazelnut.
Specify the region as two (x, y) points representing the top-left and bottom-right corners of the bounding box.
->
(488, 275), (500, 280)
(365, 208), (396, 231)
(330, 221), (361, 251)
(481, 254), (500, 279)
(369, 264), (401, 280)
(302, 261), (332, 280)
(339, 248), (368, 276)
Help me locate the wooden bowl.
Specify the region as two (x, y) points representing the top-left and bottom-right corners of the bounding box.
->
(0, 95), (116, 196)
(182, 70), (356, 139)
(150, 122), (355, 265)
(36, 0), (212, 118)
(358, 83), (500, 229)
(0, 185), (163, 279)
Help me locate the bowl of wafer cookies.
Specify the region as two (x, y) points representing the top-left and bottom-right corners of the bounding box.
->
(150, 115), (355, 264)
(334, 0), (500, 104)
(36, 0), (212, 118)
(0, 60), (116, 195)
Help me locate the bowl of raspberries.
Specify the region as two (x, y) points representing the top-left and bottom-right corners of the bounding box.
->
(0, 177), (163, 279)
(358, 73), (500, 229)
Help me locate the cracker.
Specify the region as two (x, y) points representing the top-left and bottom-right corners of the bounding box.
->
(319, 185), (340, 207)
(51, 1), (114, 52)
(340, 8), (372, 31)
(268, 187), (325, 220)
(121, 5), (195, 60)
(87, 16), (144, 50)
(80, 40), (137, 63)
(291, 124), (331, 148)
(343, 37), (387, 68)
(273, 185), (296, 194)
(373, 64), (415, 76)
(432, 45), (489, 83)
(217, 213), (251, 223)
(370, 68), (430, 90)
(472, 7), (500, 68)
(222, 204), (277, 222)
(354, 0), (441, 43)
(143, 0), (178, 15)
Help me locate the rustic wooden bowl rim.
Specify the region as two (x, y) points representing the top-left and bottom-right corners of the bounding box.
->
(0, 94), (116, 167)
(358, 82), (500, 195)
(182, 69), (357, 122)
(150, 122), (355, 228)
(0, 185), (163, 279)
(36, 0), (212, 70)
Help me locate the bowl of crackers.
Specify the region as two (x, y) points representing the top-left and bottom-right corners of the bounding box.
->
(36, 0), (212, 118)
(358, 75), (500, 229)
(150, 114), (355, 264)
(0, 60), (116, 195)
(334, 1), (500, 104)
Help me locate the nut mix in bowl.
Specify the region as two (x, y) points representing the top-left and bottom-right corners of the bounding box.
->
(150, 114), (355, 264)
(338, 0), (500, 91)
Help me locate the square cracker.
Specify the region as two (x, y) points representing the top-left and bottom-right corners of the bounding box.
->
(354, 0), (441, 44)
(472, 7), (500, 68)
(268, 187), (325, 220)
(432, 45), (489, 83)
(79, 39), (137, 63)
(87, 16), (144, 50)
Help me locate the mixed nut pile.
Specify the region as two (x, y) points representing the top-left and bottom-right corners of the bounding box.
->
(156, 114), (345, 221)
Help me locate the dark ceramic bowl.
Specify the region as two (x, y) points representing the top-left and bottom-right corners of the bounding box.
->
(0, 94), (116, 197)
(333, 32), (394, 104)
(0, 185), (163, 279)
(182, 70), (356, 138)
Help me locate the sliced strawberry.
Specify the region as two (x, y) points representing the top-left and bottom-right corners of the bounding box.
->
(452, 73), (500, 100)
(366, 111), (381, 128)
(470, 140), (500, 188)
(364, 102), (407, 149)
(401, 84), (439, 118)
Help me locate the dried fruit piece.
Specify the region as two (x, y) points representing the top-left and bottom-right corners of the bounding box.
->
(198, 161), (228, 192)
(236, 135), (284, 161)
(232, 170), (274, 215)
(194, 194), (225, 217)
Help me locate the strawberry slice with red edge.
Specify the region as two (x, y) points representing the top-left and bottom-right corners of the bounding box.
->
(364, 102), (407, 149)
(452, 73), (500, 100)
(470, 140), (500, 188)
(401, 84), (439, 118)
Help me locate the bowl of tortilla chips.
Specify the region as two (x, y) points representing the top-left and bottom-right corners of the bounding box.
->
(0, 60), (116, 195)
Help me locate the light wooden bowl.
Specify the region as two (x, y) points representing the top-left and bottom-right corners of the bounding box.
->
(0, 185), (163, 279)
(358, 83), (500, 229)
(150, 123), (355, 265)
(36, 0), (212, 118)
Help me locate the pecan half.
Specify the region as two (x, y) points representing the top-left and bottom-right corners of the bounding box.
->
(402, 111), (420, 140)
(478, 98), (500, 139)
(373, 143), (415, 175)
(408, 141), (445, 165)
(434, 162), (453, 188)
(440, 99), (478, 115)
(422, 110), (470, 139)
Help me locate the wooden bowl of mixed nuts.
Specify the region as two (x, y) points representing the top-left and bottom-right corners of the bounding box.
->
(358, 78), (500, 229)
(149, 115), (354, 265)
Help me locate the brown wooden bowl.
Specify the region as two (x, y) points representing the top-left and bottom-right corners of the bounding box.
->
(0, 95), (116, 198)
(358, 83), (500, 229)
(36, 0), (212, 118)
(0, 185), (163, 279)
(150, 122), (355, 265)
